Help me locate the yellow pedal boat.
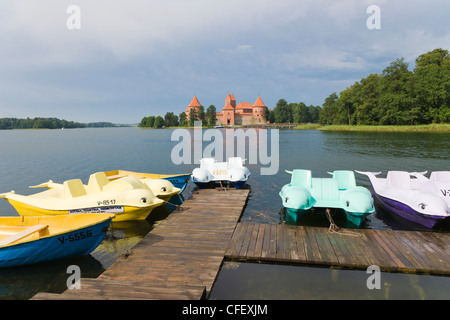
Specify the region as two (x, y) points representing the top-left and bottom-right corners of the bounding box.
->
(32, 171), (181, 203)
(0, 213), (114, 268)
(0, 173), (164, 222)
(104, 170), (190, 194)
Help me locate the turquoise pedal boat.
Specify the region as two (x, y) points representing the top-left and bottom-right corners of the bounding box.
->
(279, 170), (375, 226)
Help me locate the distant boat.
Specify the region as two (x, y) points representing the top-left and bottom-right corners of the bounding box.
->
(215, 125), (224, 128)
(357, 171), (450, 228)
(0, 213), (114, 268)
(280, 170), (375, 226)
(191, 157), (250, 189)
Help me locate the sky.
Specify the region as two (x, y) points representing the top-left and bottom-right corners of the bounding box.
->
(0, 0), (449, 124)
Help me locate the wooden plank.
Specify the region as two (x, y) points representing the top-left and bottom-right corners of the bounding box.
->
(293, 226), (308, 263)
(260, 224), (272, 259)
(253, 224), (266, 259)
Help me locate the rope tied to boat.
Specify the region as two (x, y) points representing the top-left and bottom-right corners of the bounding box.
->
(326, 209), (340, 233)
(325, 208), (362, 237)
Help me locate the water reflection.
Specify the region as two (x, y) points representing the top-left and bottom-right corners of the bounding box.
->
(210, 262), (450, 300)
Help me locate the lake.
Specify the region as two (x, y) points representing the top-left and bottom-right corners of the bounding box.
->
(0, 127), (449, 299)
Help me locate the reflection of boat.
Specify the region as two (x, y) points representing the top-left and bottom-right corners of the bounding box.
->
(104, 170), (190, 193)
(0, 173), (164, 222)
(0, 213), (114, 268)
(357, 171), (450, 228)
(280, 170), (374, 226)
(192, 157), (250, 189)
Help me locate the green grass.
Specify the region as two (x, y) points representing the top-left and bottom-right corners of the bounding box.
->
(293, 123), (450, 132)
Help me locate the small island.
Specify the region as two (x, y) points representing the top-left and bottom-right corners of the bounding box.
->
(139, 48), (450, 131)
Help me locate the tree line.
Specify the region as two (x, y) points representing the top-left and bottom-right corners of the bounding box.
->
(266, 101), (321, 124)
(319, 48), (450, 125)
(0, 117), (119, 129)
(139, 105), (217, 128)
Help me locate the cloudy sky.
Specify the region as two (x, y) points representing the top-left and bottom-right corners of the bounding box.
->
(0, 0), (449, 124)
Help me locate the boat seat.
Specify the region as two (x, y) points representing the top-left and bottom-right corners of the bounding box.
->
(430, 171), (450, 182)
(290, 170), (312, 188)
(387, 171), (411, 189)
(200, 158), (215, 170)
(228, 157), (243, 168)
(63, 179), (87, 198)
(87, 172), (110, 194)
(311, 178), (340, 202)
(0, 224), (48, 247)
(332, 171), (356, 190)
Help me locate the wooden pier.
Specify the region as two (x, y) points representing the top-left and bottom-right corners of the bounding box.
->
(32, 187), (450, 300)
(226, 222), (450, 275)
(32, 188), (250, 300)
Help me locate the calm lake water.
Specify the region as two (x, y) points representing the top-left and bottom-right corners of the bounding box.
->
(0, 127), (449, 300)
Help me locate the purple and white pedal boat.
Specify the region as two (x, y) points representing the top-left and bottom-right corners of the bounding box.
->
(356, 171), (450, 228)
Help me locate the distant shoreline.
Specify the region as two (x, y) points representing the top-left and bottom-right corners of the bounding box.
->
(139, 123), (450, 132)
(292, 123), (450, 132)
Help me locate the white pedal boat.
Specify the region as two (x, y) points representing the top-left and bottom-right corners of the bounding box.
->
(192, 157), (250, 189)
(356, 171), (450, 228)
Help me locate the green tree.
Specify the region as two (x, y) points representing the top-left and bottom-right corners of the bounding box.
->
(319, 93), (339, 125)
(292, 102), (309, 123)
(146, 116), (155, 127)
(197, 106), (206, 126)
(205, 105), (217, 127)
(164, 112), (179, 127)
(379, 57), (415, 125)
(307, 106), (321, 123)
(189, 108), (197, 127)
(179, 112), (187, 127)
(273, 99), (292, 123)
(154, 116), (165, 128)
(413, 48), (450, 123)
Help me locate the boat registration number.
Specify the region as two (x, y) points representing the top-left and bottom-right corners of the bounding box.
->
(441, 189), (450, 197)
(57, 230), (92, 244)
(69, 206), (124, 214)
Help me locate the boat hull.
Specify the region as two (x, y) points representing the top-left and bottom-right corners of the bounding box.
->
(344, 210), (370, 227)
(285, 207), (369, 227)
(0, 215), (112, 268)
(285, 208), (308, 224)
(6, 199), (160, 222)
(194, 180), (247, 189)
(373, 191), (447, 229)
(161, 174), (191, 193)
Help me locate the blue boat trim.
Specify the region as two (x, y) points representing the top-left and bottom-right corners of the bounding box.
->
(162, 174), (191, 193)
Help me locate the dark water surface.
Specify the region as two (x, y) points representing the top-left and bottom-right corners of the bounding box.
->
(0, 127), (448, 299)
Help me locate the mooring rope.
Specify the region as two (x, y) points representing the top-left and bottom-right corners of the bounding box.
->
(325, 209), (362, 237)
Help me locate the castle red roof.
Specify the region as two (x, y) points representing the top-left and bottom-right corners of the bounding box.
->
(223, 103), (235, 110)
(236, 102), (253, 109)
(253, 96), (266, 107)
(188, 96), (202, 107)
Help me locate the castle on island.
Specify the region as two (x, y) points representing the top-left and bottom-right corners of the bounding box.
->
(185, 94), (268, 126)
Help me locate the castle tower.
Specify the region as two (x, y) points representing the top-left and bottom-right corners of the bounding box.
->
(225, 94), (236, 108)
(252, 96), (267, 121)
(185, 95), (202, 120)
(222, 103), (235, 125)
